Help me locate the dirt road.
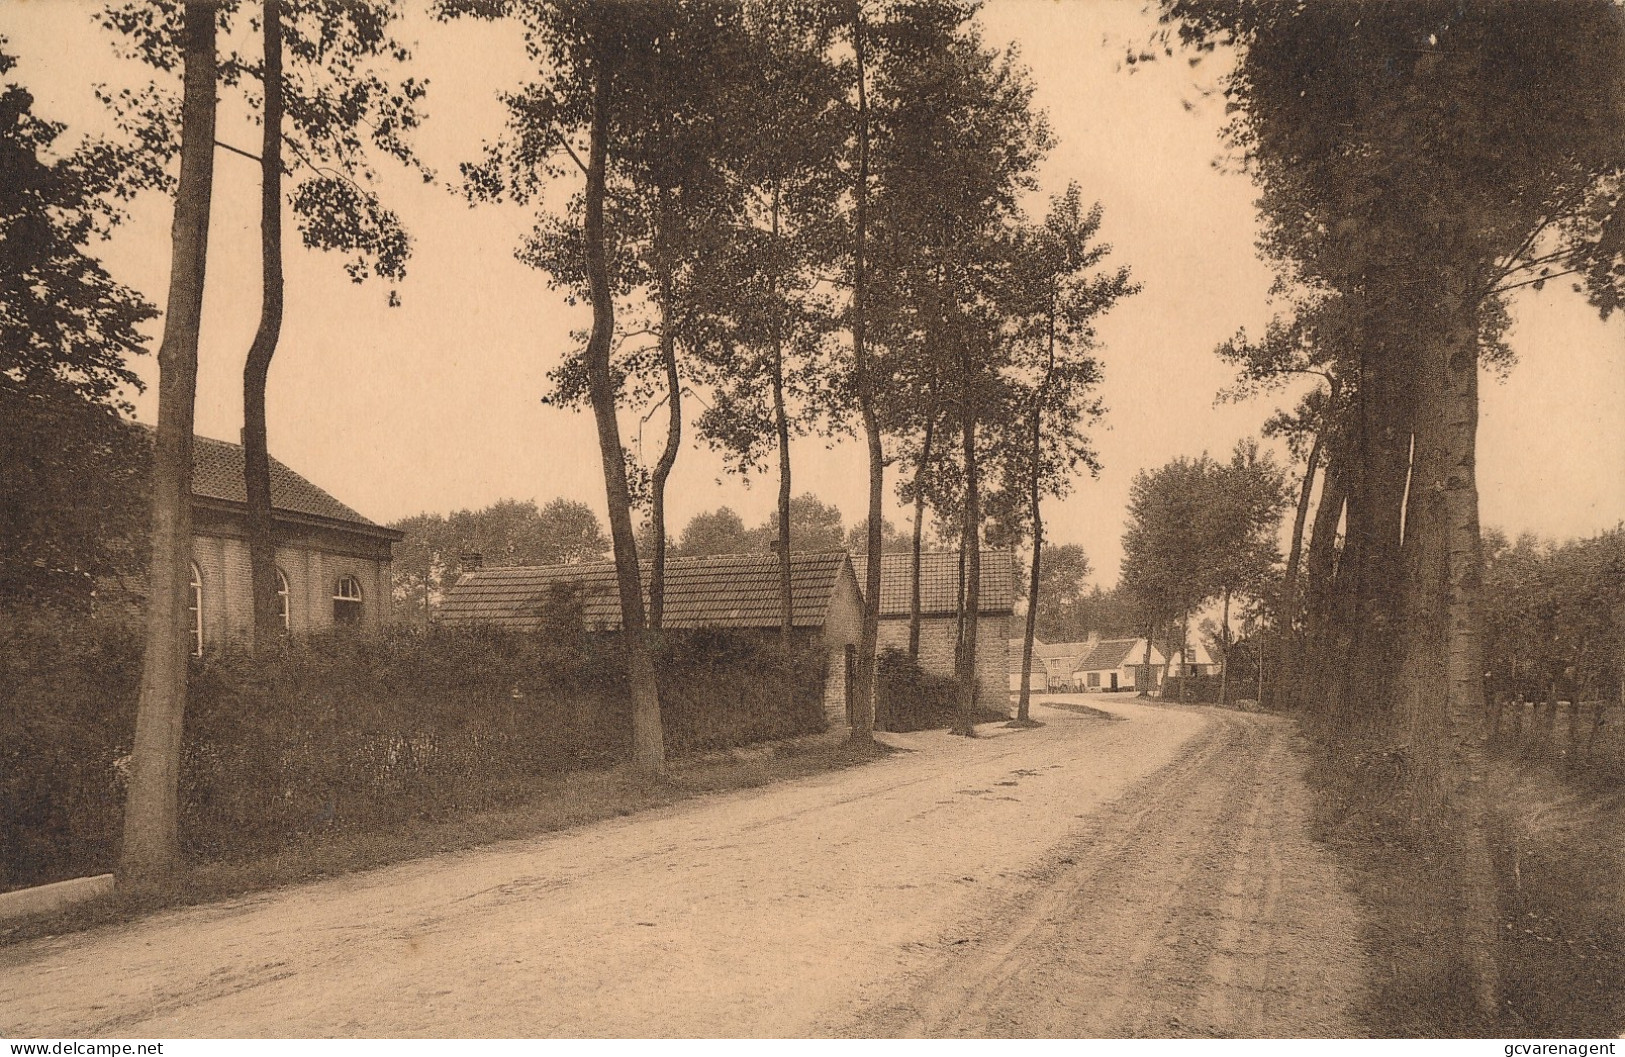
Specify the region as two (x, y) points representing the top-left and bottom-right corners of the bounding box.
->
(1, 698), (1367, 1038)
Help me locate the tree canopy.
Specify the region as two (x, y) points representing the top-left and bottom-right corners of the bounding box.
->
(0, 41), (155, 609)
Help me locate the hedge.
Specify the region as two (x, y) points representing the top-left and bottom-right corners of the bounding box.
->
(1, 611), (827, 890)
(876, 647), (1007, 732)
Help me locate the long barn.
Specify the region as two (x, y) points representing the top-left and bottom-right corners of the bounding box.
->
(438, 551), (866, 731)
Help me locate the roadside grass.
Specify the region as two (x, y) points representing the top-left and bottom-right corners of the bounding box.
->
(1300, 720), (1493, 1037)
(0, 732), (886, 950)
(1486, 751), (1625, 1036)
(1301, 717), (1625, 1037)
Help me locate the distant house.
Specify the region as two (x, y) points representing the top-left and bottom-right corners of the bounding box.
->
(1009, 637), (1099, 693)
(437, 551), (865, 730)
(1164, 639), (1219, 679)
(1008, 638), (1049, 692)
(1073, 636), (1218, 693)
(1075, 637), (1164, 693)
(185, 435), (402, 654)
(852, 551), (1016, 708)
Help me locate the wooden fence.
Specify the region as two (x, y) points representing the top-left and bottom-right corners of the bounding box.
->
(1489, 694), (1621, 762)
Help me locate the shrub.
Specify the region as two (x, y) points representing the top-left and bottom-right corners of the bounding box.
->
(1160, 674), (1223, 704)
(2, 612), (830, 890)
(0, 609), (142, 890)
(652, 628), (828, 754)
(877, 647), (969, 732)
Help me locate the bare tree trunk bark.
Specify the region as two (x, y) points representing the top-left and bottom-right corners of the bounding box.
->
(583, 50), (663, 773)
(1219, 587), (1231, 707)
(1299, 453), (1346, 713)
(121, 0), (218, 882)
(1438, 289), (1497, 1022)
(1017, 462), (1041, 723)
(648, 230), (681, 632)
(771, 187), (793, 652)
(1394, 293), (1497, 1021)
(243, 0), (284, 650)
(850, 9), (879, 745)
(1178, 612), (1191, 704)
(1016, 292), (1056, 724)
(1140, 624), (1154, 697)
(1283, 442), (1320, 622)
(954, 411), (981, 736)
(907, 401), (938, 659)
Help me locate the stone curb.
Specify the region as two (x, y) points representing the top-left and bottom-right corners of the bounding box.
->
(0, 874), (115, 922)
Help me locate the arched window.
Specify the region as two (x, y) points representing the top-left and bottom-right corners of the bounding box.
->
(189, 562), (204, 657)
(276, 568), (291, 631)
(333, 575), (363, 627)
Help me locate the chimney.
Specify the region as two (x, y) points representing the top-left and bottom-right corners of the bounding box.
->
(460, 551), (483, 572)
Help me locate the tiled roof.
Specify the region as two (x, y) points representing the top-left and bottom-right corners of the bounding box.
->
(1034, 640), (1090, 661)
(1076, 638), (1145, 672)
(189, 434), (380, 527)
(851, 550), (1016, 618)
(438, 551), (853, 631)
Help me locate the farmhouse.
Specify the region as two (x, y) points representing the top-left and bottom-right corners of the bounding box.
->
(1165, 639), (1219, 678)
(1073, 636), (1219, 692)
(1008, 639), (1047, 692)
(1009, 637), (1099, 692)
(438, 551), (866, 730)
(852, 550), (1016, 708)
(1074, 637), (1162, 692)
(186, 435), (401, 654)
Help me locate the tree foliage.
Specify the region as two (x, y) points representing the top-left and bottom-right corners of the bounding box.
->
(390, 497), (611, 616)
(0, 42), (155, 608)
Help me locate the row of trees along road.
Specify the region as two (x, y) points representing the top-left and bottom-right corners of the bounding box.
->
(101, 0), (428, 878)
(1163, 0), (1625, 1018)
(443, 0), (1136, 749)
(1118, 441), (1289, 706)
(99, 0), (1138, 876)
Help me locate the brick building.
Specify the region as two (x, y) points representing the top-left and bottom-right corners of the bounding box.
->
(852, 550), (1016, 708)
(185, 436), (401, 654)
(437, 551), (866, 731)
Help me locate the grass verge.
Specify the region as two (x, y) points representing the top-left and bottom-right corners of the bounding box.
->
(1301, 717), (1625, 1037)
(0, 732), (884, 950)
(1486, 751), (1625, 1036)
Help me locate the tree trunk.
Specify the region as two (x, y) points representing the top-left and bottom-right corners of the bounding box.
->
(1283, 420), (1325, 627)
(849, 10), (879, 745)
(1319, 336), (1415, 727)
(1017, 293), (1056, 724)
(1273, 416), (1323, 707)
(954, 411), (981, 736)
(120, 0), (218, 881)
(1178, 612), (1191, 704)
(1218, 587), (1231, 707)
(1140, 625), (1154, 697)
(583, 49), (663, 773)
(1394, 291), (1498, 1020)
(243, 0), (284, 650)
(1017, 490), (1041, 723)
(771, 186), (793, 651)
(769, 186), (796, 720)
(907, 400), (938, 659)
(1299, 453), (1346, 713)
(1437, 293), (1496, 994)
(647, 231), (681, 632)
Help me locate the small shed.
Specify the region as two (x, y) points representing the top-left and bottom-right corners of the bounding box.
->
(438, 551), (865, 729)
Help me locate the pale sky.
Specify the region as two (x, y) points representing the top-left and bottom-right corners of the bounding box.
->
(6, 0), (1622, 585)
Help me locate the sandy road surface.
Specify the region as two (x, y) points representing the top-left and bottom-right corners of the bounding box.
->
(1, 698), (1365, 1038)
